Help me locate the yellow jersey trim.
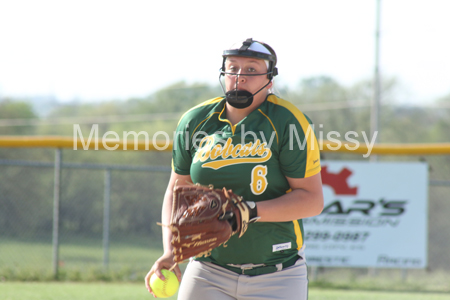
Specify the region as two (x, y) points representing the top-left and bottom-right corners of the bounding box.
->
(293, 220), (303, 249)
(218, 105), (236, 135)
(258, 108), (279, 145)
(266, 95), (321, 178)
(177, 97), (223, 126)
(191, 112), (220, 139)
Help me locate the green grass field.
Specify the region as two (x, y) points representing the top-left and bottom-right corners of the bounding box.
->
(1, 236), (450, 299)
(0, 235), (165, 281)
(1, 282), (450, 300)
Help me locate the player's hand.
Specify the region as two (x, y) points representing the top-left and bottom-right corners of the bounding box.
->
(145, 252), (181, 297)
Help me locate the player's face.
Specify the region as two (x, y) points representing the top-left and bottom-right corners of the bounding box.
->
(224, 56), (272, 98)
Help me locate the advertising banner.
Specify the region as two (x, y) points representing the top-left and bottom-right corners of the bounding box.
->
(305, 161), (428, 268)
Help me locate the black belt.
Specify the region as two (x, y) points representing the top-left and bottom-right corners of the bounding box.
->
(215, 255), (300, 276)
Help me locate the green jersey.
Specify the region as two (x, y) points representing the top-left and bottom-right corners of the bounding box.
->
(172, 94), (321, 266)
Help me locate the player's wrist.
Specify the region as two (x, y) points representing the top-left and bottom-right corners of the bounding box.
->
(246, 201), (259, 221)
(162, 249), (175, 259)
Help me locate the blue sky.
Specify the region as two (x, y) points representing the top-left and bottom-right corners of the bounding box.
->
(0, 0), (449, 104)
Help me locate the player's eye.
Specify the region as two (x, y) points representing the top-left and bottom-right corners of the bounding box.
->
(226, 66), (237, 73)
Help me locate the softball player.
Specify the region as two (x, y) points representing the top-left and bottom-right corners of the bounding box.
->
(145, 38), (324, 300)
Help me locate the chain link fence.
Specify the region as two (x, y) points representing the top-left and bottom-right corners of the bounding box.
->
(1, 147), (450, 290)
(0, 147), (173, 281)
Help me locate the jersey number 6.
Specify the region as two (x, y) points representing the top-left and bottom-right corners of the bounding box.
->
(250, 165), (268, 195)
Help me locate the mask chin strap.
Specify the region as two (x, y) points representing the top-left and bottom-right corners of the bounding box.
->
(220, 73), (272, 109)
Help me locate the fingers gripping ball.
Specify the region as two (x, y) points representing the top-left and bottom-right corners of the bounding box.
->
(150, 269), (179, 298)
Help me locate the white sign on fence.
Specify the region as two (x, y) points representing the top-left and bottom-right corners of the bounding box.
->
(304, 161), (428, 268)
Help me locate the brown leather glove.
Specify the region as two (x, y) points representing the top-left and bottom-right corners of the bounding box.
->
(169, 183), (258, 263)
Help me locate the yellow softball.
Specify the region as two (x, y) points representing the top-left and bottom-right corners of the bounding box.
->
(150, 269), (179, 298)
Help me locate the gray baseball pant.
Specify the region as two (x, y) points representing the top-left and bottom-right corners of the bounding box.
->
(177, 257), (308, 300)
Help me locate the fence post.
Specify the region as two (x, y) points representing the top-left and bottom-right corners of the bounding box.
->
(52, 148), (62, 278)
(103, 169), (111, 269)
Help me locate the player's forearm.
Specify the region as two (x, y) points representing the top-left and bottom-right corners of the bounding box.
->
(256, 186), (323, 222)
(160, 171), (192, 255)
(161, 187), (175, 254)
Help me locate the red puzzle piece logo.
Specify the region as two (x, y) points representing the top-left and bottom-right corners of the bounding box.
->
(321, 166), (358, 195)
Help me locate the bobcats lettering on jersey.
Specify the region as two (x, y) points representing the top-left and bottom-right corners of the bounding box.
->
(193, 136), (272, 170)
